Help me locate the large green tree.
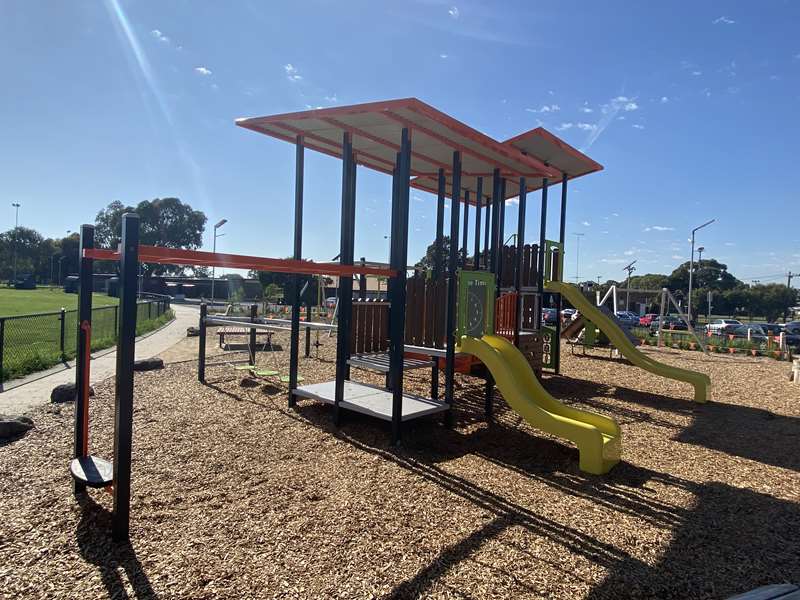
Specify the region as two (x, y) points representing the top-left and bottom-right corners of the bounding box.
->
(95, 198), (207, 275)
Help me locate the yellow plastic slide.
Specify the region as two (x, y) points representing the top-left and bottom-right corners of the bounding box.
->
(548, 281), (710, 402)
(459, 334), (621, 474)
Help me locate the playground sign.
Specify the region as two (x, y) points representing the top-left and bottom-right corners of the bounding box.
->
(457, 270), (496, 339)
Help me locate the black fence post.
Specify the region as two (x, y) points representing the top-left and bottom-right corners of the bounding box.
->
(112, 212), (139, 542)
(198, 303), (207, 383)
(113, 305), (118, 340)
(59, 308), (66, 361)
(0, 318), (5, 385)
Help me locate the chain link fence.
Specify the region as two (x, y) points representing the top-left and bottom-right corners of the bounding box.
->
(0, 298), (171, 382)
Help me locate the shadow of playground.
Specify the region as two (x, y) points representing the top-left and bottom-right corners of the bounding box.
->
(291, 389), (800, 599)
(545, 373), (800, 473)
(75, 494), (157, 600)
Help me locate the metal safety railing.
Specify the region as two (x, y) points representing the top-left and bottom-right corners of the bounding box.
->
(0, 297), (171, 383)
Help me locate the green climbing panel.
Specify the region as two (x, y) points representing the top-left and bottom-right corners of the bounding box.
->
(456, 270), (496, 339)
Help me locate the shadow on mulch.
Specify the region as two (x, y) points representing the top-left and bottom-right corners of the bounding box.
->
(585, 481), (800, 599)
(546, 373), (800, 473)
(295, 399), (800, 599)
(75, 494), (157, 600)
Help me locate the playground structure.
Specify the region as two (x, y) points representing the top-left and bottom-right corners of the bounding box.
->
(67, 98), (711, 540)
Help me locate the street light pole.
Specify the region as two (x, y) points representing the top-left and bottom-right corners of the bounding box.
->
(11, 203), (20, 282)
(573, 232), (585, 283)
(210, 219), (227, 307)
(623, 260), (637, 311)
(688, 219), (715, 321)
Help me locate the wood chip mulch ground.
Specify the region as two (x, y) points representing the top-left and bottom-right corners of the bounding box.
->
(1, 332), (798, 599)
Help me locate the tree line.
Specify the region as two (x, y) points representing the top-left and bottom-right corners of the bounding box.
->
(0, 198), (207, 283)
(591, 258), (797, 322)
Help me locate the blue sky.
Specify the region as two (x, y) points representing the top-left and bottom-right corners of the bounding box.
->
(1, 1), (798, 284)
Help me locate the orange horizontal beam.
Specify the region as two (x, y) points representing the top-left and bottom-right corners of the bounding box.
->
(83, 246), (396, 278)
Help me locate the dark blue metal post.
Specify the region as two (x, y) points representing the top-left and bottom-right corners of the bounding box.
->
(489, 169), (501, 277)
(514, 179), (527, 347)
(334, 132), (355, 425)
(461, 190), (470, 267)
(473, 178), (483, 267)
(497, 178), (506, 284)
(536, 177), (550, 330)
(554, 173), (568, 373)
(198, 303), (206, 382)
(73, 224), (94, 494)
(483, 191), (491, 269)
(433, 168), (446, 279)
(444, 151), (461, 414)
(289, 136), (304, 405)
(389, 129), (411, 443)
(112, 212), (139, 542)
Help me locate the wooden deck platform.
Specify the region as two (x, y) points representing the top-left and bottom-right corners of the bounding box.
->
(348, 353), (434, 373)
(292, 380), (449, 422)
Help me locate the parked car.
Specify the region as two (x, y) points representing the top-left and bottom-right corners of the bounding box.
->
(756, 323), (784, 336)
(705, 318), (742, 335)
(615, 311), (640, 328)
(639, 313), (659, 327)
(728, 324), (768, 343)
(785, 321), (800, 335)
(541, 308), (558, 325)
(650, 315), (689, 334)
(12, 273), (36, 290)
(561, 308), (577, 319)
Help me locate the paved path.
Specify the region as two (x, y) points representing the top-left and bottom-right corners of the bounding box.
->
(0, 304), (198, 416)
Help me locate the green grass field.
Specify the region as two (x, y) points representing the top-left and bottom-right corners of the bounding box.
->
(0, 287), (117, 317)
(0, 290), (172, 382)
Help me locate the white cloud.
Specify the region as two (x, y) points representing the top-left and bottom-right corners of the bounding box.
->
(581, 220), (591, 227)
(556, 122), (574, 131)
(526, 104), (560, 113)
(712, 16), (735, 25)
(448, 6), (459, 18)
(439, 53), (448, 59)
(151, 29), (170, 43)
(671, 254), (683, 260)
(692, 70), (702, 76)
(601, 257), (628, 264)
(724, 242), (736, 247)
(623, 101), (638, 111)
(194, 66), (212, 76)
(324, 94), (338, 103)
(623, 248), (636, 256)
(660, 96), (669, 103)
(632, 124), (645, 130)
(644, 225), (674, 232)
(579, 103), (593, 113)
(284, 63), (302, 82)
(505, 196), (519, 205)
(577, 122), (597, 132)
(612, 212), (619, 217)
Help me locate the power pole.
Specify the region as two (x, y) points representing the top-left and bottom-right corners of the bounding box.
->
(623, 260), (637, 311)
(788, 271), (795, 288)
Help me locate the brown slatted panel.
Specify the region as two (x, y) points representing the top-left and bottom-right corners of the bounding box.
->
(435, 277), (447, 348)
(357, 301), (367, 354)
(423, 276), (434, 347)
(379, 302), (389, 351)
(522, 245), (530, 287)
(350, 302), (359, 351)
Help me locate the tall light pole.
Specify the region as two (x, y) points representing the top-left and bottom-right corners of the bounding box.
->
(573, 232), (585, 283)
(210, 218), (227, 306)
(688, 219), (715, 320)
(623, 260), (637, 311)
(11, 203), (20, 282)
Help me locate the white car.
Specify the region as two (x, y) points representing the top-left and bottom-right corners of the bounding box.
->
(705, 318), (742, 334)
